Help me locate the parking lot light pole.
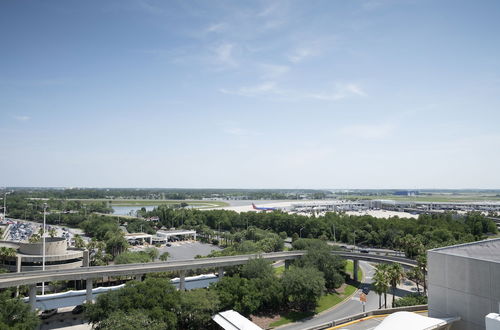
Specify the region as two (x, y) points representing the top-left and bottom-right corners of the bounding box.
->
(3, 192), (6, 220)
(42, 203), (47, 295)
(299, 227), (305, 238)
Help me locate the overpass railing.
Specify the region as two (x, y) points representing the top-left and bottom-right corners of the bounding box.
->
(0, 250), (416, 289)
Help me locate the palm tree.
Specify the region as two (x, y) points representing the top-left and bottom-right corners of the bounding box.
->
(416, 254), (427, 295)
(29, 234), (41, 243)
(0, 247), (17, 266)
(48, 228), (57, 238)
(73, 234), (86, 249)
(388, 263), (405, 307)
(406, 267), (423, 293)
(373, 263), (390, 308)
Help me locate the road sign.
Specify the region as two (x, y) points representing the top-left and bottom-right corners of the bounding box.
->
(360, 292), (367, 303)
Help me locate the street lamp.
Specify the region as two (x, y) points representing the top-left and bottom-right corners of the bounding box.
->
(353, 230), (356, 251)
(299, 227), (305, 238)
(2, 191), (10, 221)
(42, 203), (47, 295)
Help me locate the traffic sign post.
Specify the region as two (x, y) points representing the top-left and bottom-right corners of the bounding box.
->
(360, 292), (367, 312)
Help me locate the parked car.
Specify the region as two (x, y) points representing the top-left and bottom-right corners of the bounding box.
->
(72, 305), (85, 314)
(40, 309), (57, 319)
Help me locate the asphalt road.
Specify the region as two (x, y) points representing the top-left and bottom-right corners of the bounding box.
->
(279, 261), (380, 330)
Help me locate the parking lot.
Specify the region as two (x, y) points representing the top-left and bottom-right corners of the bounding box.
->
(2, 219), (75, 245)
(131, 241), (222, 261)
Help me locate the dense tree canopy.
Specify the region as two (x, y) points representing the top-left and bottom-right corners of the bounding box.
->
(85, 278), (180, 329)
(282, 267), (325, 312)
(0, 290), (40, 330)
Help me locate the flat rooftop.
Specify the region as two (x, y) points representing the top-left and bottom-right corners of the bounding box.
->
(429, 238), (500, 263)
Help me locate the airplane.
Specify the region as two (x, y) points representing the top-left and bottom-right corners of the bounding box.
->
(252, 203), (277, 212)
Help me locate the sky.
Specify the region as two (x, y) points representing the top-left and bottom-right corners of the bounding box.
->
(1, 0), (500, 189)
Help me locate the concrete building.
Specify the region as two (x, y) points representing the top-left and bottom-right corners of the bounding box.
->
(156, 229), (196, 241)
(0, 237), (85, 272)
(291, 200), (367, 213)
(124, 232), (153, 244)
(428, 238), (500, 330)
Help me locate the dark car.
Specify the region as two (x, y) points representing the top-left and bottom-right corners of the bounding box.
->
(362, 286), (370, 295)
(72, 305), (85, 314)
(40, 309), (57, 319)
(359, 249), (369, 253)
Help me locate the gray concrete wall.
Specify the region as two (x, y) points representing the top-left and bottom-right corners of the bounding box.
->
(19, 237), (67, 255)
(428, 251), (500, 330)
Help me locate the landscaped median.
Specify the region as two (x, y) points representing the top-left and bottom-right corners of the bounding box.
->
(269, 260), (363, 328)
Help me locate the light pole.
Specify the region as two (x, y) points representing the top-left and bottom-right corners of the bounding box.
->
(42, 203), (47, 295)
(299, 226), (305, 238)
(353, 230), (356, 251)
(2, 191), (9, 221)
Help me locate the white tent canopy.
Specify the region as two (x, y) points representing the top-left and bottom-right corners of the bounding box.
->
(212, 310), (262, 330)
(375, 311), (458, 330)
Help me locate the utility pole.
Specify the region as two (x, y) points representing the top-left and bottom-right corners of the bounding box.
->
(299, 226), (305, 238)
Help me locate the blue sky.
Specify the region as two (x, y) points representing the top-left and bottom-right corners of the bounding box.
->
(1, 0), (500, 189)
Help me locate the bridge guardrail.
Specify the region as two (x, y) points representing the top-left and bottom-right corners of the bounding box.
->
(0, 250), (416, 288)
(301, 305), (429, 330)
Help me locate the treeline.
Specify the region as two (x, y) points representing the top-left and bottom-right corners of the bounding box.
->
(145, 207), (497, 257)
(3, 195), (113, 226)
(3, 188), (330, 201)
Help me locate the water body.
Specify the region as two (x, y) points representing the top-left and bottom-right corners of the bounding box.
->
(112, 205), (156, 216)
(112, 203), (211, 216)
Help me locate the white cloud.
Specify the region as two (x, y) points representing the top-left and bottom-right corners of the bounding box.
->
(339, 123), (395, 139)
(224, 127), (261, 136)
(288, 47), (319, 63)
(307, 83), (366, 101)
(13, 115), (31, 121)
(220, 81), (281, 97)
(213, 43), (237, 66)
(205, 22), (227, 33)
(220, 81), (366, 102)
(259, 64), (290, 79)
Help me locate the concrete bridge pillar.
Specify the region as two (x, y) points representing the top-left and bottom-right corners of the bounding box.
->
(353, 259), (359, 282)
(16, 255), (22, 273)
(135, 274), (143, 282)
(83, 250), (90, 267)
(285, 260), (291, 270)
(218, 267), (224, 280)
(86, 279), (93, 303)
(179, 270), (186, 291)
(29, 285), (37, 311)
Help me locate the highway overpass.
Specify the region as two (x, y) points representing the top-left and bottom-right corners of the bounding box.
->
(0, 250), (417, 309)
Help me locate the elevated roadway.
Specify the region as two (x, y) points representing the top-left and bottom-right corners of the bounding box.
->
(0, 250), (415, 289)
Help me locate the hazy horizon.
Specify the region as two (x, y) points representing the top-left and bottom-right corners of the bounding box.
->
(1, 1), (500, 189)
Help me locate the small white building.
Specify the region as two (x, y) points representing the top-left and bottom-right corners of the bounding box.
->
(156, 229), (196, 241)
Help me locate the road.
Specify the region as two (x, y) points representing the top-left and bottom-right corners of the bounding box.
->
(279, 261), (419, 330)
(278, 261), (378, 330)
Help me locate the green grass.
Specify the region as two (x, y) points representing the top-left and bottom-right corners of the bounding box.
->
(270, 311), (314, 327)
(274, 265), (285, 276)
(269, 283), (359, 327)
(345, 260), (363, 282)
